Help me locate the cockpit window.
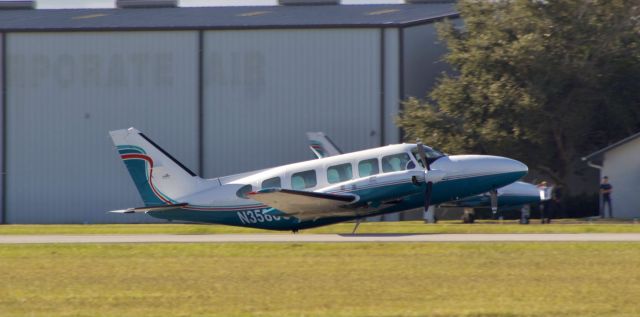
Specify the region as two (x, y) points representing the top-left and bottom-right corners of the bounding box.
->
(411, 146), (445, 168)
(382, 153), (412, 173)
(236, 184), (253, 199)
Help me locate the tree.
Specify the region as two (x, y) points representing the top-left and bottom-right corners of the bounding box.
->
(398, 0), (640, 192)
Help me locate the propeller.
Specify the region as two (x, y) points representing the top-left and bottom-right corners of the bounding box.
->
(416, 140), (434, 222)
(416, 140), (431, 171)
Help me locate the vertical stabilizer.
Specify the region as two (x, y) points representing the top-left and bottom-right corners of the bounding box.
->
(109, 127), (204, 206)
(306, 132), (342, 159)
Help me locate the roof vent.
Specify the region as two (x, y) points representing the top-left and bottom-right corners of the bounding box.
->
(116, 0), (178, 9)
(279, 0), (339, 5)
(0, 0), (35, 9)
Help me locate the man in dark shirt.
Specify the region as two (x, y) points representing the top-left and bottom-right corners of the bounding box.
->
(600, 176), (613, 218)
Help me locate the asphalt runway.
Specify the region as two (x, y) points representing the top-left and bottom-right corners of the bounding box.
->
(1, 233), (640, 244)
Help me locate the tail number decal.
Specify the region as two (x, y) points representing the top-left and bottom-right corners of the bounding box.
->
(238, 209), (282, 224)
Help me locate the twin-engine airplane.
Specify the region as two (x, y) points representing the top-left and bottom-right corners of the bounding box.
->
(307, 131), (541, 216)
(109, 128), (528, 232)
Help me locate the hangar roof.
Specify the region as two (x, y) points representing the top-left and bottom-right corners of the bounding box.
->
(582, 131), (640, 162)
(0, 4), (458, 32)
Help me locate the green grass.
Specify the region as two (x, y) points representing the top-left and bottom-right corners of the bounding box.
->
(1, 242), (639, 317)
(1, 219), (640, 235)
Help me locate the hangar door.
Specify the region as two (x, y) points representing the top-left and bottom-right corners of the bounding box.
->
(5, 31), (199, 223)
(202, 29), (383, 178)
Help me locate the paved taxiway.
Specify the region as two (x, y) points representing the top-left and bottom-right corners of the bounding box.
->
(1, 233), (640, 244)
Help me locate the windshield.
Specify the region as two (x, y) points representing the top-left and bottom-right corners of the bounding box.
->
(411, 146), (445, 168)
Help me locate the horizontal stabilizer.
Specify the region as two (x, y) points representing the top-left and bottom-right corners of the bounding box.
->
(247, 188), (360, 221)
(109, 203), (188, 214)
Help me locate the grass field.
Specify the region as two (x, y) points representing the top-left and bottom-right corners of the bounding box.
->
(1, 219), (640, 235)
(1, 242), (639, 317)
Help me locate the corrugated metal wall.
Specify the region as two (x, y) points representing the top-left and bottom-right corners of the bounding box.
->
(382, 28), (400, 147)
(5, 31), (199, 223)
(201, 29), (382, 178)
(0, 24), (449, 224)
(0, 32), (4, 224)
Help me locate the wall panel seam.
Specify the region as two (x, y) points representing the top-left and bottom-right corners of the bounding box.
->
(379, 28), (385, 147)
(398, 27), (405, 143)
(0, 32), (5, 224)
(198, 30), (204, 176)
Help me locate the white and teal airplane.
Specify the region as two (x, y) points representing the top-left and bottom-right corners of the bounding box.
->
(307, 132), (541, 215)
(109, 127), (527, 232)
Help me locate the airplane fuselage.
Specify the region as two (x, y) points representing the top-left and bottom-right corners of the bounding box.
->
(137, 143), (527, 230)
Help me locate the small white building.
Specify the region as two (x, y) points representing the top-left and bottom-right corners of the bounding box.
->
(582, 132), (640, 219)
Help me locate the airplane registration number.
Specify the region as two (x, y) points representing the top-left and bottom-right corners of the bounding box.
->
(237, 209), (283, 224)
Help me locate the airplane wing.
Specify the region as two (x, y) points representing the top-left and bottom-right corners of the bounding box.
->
(247, 188), (362, 221)
(108, 203), (188, 214)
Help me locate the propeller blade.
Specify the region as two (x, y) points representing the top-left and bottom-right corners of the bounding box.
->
(490, 189), (498, 214)
(424, 181), (433, 211)
(416, 140), (430, 171)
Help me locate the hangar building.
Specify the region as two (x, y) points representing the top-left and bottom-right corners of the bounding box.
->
(0, 1), (458, 223)
(582, 132), (640, 219)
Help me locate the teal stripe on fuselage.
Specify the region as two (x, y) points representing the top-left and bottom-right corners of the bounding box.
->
(142, 171), (526, 230)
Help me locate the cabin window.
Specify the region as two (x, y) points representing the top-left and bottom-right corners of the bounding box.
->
(235, 184), (253, 199)
(358, 158), (379, 177)
(261, 177), (281, 189)
(291, 170), (317, 190)
(327, 163), (353, 184)
(382, 153), (411, 173)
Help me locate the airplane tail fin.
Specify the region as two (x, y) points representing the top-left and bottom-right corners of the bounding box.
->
(306, 132), (342, 159)
(109, 127), (204, 207)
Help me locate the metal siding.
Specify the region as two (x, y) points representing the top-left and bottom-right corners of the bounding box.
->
(202, 29), (381, 178)
(402, 22), (453, 99)
(602, 138), (640, 218)
(5, 31), (199, 223)
(380, 27), (402, 223)
(383, 28), (400, 146)
(0, 32), (4, 224)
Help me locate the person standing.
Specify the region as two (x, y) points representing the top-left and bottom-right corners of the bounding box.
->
(537, 181), (553, 224)
(600, 176), (613, 218)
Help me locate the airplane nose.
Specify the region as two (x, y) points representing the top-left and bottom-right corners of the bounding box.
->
(430, 155), (528, 199)
(446, 155), (527, 174)
(439, 155), (528, 186)
(492, 156), (528, 176)
(477, 156), (528, 182)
